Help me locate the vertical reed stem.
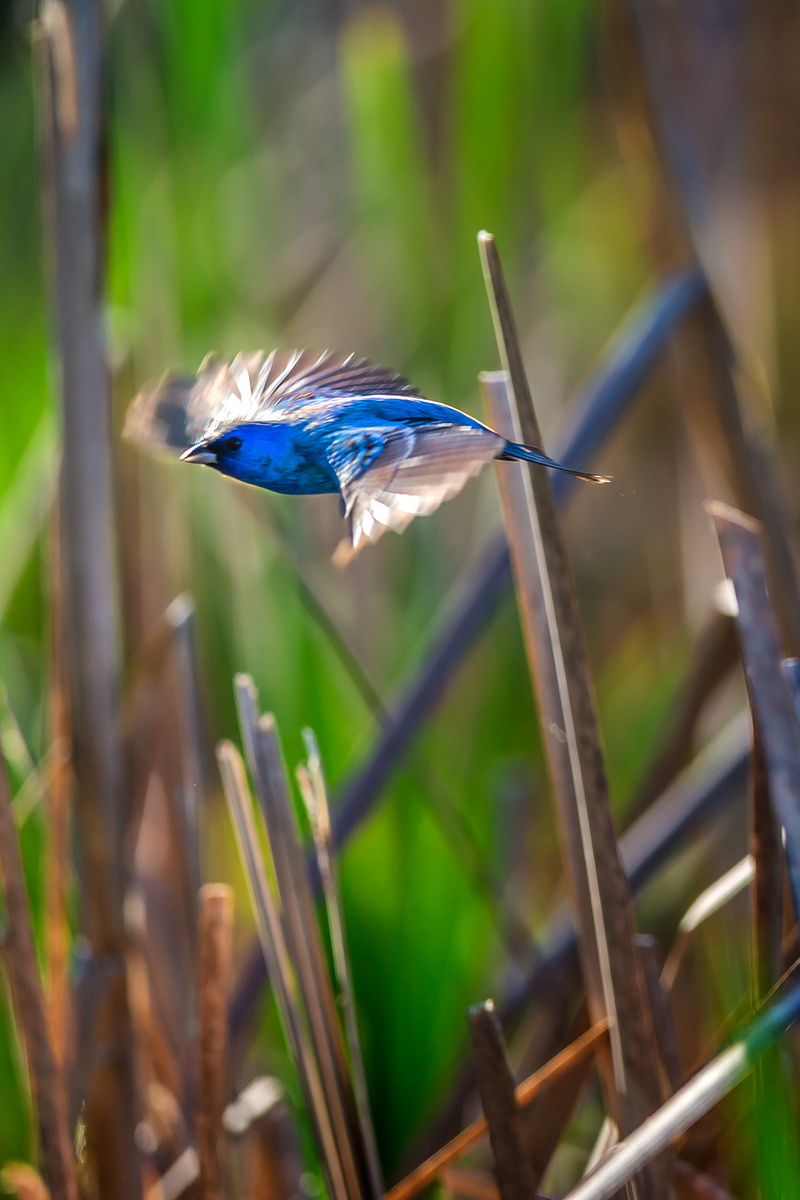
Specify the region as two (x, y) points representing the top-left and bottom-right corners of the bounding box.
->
(37, 0), (138, 1191)
(197, 885), (234, 1200)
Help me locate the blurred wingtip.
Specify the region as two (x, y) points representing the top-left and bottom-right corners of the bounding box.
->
(122, 370), (199, 456)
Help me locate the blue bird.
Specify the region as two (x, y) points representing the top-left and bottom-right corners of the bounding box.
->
(124, 349), (608, 560)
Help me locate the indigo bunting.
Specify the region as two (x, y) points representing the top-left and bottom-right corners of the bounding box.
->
(124, 349), (607, 559)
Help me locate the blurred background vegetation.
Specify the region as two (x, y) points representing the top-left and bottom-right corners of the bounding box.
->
(2, 0), (800, 1194)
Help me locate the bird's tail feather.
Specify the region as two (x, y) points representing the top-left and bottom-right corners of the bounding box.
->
(500, 441), (610, 484)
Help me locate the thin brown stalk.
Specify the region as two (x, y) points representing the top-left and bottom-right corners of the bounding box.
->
(0, 741), (77, 1200)
(709, 502), (800, 920)
(196, 885), (233, 1200)
(478, 231), (666, 1188)
(37, 0), (137, 1189)
(384, 1019), (609, 1200)
(468, 1001), (537, 1200)
(216, 740), (349, 1200)
(297, 729), (384, 1197)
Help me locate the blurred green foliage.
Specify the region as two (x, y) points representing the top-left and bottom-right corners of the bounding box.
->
(0, 0), (759, 1189)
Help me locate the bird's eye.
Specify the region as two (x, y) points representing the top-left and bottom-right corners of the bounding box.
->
(225, 436), (243, 452)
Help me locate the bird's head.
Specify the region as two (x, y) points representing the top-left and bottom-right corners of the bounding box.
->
(180, 430), (244, 473)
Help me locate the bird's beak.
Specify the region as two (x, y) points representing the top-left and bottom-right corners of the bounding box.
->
(180, 441), (218, 465)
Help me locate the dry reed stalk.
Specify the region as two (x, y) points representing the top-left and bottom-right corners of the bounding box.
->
(478, 233), (667, 1195)
(709, 502), (800, 919)
(196, 885), (233, 1200)
(37, 0), (137, 1191)
(0, 743), (77, 1200)
(384, 1020), (609, 1200)
(468, 1002), (537, 1200)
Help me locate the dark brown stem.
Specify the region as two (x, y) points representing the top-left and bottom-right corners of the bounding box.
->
(197, 885), (233, 1200)
(468, 1002), (537, 1200)
(710, 502), (800, 921)
(37, 0), (138, 1191)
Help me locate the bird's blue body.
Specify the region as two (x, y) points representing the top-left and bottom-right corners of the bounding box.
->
(208, 396), (488, 495)
(125, 348), (606, 557)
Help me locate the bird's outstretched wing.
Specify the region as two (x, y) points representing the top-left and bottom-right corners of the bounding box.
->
(327, 423), (504, 564)
(123, 350), (420, 455)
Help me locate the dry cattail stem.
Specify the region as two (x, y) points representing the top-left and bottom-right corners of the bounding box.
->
(197, 884), (234, 1200)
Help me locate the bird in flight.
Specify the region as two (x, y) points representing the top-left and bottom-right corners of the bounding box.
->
(124, 349), (608, 561)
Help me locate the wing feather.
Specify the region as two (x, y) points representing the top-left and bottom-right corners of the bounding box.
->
(123, 349), (420, 455)
(330, 423), (504, 564)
